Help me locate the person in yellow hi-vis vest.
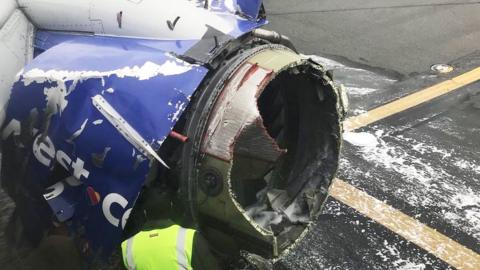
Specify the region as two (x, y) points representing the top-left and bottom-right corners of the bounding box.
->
(121, 188), (221, 270)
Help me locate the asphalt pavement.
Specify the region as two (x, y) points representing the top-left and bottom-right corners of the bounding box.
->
(264, 0), (480, 75)
(265, 1), (480, 269)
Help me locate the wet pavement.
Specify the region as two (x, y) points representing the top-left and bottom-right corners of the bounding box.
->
(264, 1), (480, 268)
(264, 0), (480, 75)
(274, 52), (480, 269)
(277, 199), (453, 270)
(0, 189), (14, 264)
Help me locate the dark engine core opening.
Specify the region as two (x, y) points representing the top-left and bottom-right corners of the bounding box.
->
(231, 67), (340, 236)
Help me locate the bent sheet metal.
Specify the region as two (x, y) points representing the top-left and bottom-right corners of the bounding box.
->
(3, 37), (208, 254)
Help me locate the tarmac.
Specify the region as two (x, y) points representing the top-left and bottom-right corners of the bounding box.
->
(264, 0), (480, 75)
(265, 0), (480, 269)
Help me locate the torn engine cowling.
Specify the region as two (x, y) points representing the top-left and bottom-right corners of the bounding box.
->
(174, 44), (347, 262)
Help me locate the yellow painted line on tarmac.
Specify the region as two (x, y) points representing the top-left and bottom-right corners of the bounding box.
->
(334, 67), (480, 269)
(344, 66), (480, 131)
(329, 179), (480, 270)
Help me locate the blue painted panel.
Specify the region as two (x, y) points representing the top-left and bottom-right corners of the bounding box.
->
(5, 38), (208, 255)
(236, 0), (264, 19)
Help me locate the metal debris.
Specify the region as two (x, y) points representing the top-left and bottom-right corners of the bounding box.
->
(92, 95), (169, 169)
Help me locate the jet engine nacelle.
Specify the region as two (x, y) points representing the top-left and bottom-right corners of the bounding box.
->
(176, 44), (346, 261)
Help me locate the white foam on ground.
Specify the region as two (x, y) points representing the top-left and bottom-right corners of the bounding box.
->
(375, 240), (428, 269)
(341, 126), (480, 241)
(344, 86), (380, 95)
(343, 132), (379, 147)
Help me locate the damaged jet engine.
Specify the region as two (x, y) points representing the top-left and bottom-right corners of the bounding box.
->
(0, 0), (348, 267)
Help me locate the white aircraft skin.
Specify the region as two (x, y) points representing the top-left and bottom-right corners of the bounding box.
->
(18, 0), (237, 40)
(0, 0), (17, 27)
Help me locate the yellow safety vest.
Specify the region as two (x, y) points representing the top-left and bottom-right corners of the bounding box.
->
(121, 225), (195, 270)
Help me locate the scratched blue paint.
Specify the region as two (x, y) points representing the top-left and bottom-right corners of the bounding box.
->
(5, 38), (208, 255)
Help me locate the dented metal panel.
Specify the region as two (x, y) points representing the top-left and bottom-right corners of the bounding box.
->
(2, 37), (208, 254)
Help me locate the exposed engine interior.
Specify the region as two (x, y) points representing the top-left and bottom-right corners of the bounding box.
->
(169, 44), (344, 263)
(233, 67), (339, 231)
